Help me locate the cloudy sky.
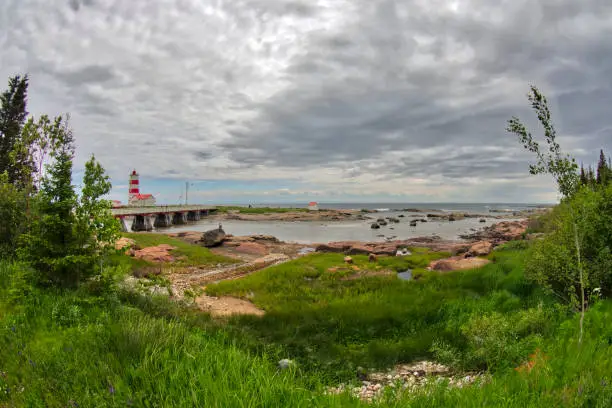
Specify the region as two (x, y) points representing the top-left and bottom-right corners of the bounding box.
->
(1, 0), (611, 204)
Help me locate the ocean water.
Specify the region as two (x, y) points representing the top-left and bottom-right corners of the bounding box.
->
(251, 202), (550, 214)
(156, 203), (543, 244)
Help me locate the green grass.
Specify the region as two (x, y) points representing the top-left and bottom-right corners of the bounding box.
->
(0, 261), (360, 407)
(217, 206), (311, 214)
(203, 247), (554, 382)
(4, 244), (612, 406)
(122, 233), (238, 267)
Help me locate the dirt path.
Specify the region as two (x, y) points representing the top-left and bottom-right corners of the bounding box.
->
(166, 253), (290, 316)
(195, 294), (265, 317)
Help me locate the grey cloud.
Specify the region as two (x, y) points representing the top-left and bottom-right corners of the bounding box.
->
(54, 65), (116, 87)
(1, 0), (611, 202)
(68, 0), (94, 13)
(222, 0), (612, 182)
(194, 151), (213, 160)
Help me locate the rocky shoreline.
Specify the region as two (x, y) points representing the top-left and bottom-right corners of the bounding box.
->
(165, 218), (529, 269)
(117, 218), (530, 315)
(209, 207), (544, 223)
(120, 218), (530, 269)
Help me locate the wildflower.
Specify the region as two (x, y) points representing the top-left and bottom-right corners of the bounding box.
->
(108, 383), (115, 395)
(10, 326), (15, 332)
(593, 288), (601, 293)
(29, 359), (36, 367)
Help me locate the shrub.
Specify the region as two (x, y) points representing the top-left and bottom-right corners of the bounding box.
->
(526, 185), (612, 307)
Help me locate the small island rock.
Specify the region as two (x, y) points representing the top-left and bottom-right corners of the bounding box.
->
(201, 227), (226, 247)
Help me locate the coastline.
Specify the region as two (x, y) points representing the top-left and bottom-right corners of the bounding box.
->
(209, 207), (545, 222)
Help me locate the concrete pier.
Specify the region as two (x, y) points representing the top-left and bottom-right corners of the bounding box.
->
(111, 205), (216, 230)
(187, 211), (201, 221)
(132, 215), (153, 231)
(154, 213), (173, 228)
(172, 212), (187, 225)
(119, 218), (130, 233)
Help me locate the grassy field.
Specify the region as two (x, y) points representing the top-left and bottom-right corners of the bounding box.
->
(206, 246), (556, 382)
(216, 205), (311, 214)
(0, 262), (357, 407)
(3, 243), (612, 406)
(122, 232), (238, 267)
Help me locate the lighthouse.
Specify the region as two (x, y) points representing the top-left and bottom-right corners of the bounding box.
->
(129, 169), (139, 199)
(128, 169), (156, 206)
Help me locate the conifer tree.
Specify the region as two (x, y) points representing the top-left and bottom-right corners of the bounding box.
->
(0, 75), (29, 181)
(588, 166), (596, 186)
(580, 165), (587, 186)
(596, 149), (610, 186)
(19, 117), (80, 285)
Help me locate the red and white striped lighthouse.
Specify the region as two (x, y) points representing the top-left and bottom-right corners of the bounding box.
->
(129, 169), (139, 200)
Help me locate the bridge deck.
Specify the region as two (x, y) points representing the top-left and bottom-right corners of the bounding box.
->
(111, 205), (216, 217)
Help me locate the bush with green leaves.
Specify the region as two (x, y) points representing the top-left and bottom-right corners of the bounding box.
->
(0, 173), (29, 256)
(18, 145), (120, 286)
(526, 184), (612, 307)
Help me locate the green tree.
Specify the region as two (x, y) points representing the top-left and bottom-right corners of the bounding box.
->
(19, 118), (120, 286)
(75, 154), (121, 262)
(506, 85), (579, 198)
(508, 85), (590, 342)
(19, 116), (82, 285)
(0, 74), (29, 182)
(526, 187), (611, 303)
(596, 149), (610, 186)
(0, 173), (28, 256)
(580, 165), (587, 186)
(588, 166), (596, 186)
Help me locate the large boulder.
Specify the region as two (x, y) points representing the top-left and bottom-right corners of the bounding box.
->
(133, 244), (176, 263)
(467, 241), (493, 257)
(316, 242), (351, 253)
(491, 220), (528, 240)
(115, 237), (136, 250)
(429, 256), (491, 271)
(235, 242), (269, 256)
(201, 227), (226, 247)
(347, 243), (399, 256)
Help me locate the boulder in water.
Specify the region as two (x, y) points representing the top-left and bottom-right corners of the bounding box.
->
(201, 226), (226, 247)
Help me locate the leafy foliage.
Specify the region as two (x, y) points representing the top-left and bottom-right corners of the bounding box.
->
(526, 185), (612, 306)
(19, 135), (121, 286)
(17, 117), (84, 285)
(0, 173), (29, 256)
(0, 74), (119, 287)
(506, 85), (579, 198)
